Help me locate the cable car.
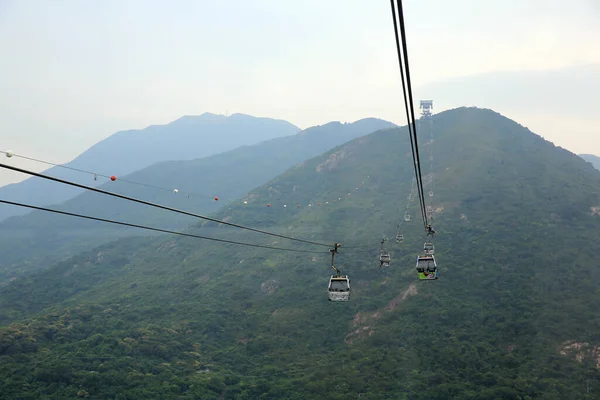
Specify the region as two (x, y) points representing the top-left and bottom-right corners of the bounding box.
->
(380, 253), (391, 267)
(404, 213), (410, 222)
(328, 275), (350, 301)
(423, 241), (434, 255)
(379, 239), (391, 267)
(395, 233), (404, 243)
(416, 254), (438, 280)
(429, 191), (434, 197)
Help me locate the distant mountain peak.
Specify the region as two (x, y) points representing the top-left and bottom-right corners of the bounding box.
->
(0, 113), (302, 222)
(579, 153), (600, 171)
(169, 113), (226, 125)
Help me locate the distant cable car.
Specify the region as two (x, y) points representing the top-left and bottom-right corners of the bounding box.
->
(429, 191), (434, 197)
(423, 241), (435, 255)
(328, 275), (350, 302)
(379, 239), (391, 267)
(404, 213), (410, 222)
(416, 254), (438, 280)
(396, 233), (404, 243)
(380, 253), (391, 267)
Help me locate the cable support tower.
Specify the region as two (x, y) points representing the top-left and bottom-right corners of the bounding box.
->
(420, 100), (435, 223)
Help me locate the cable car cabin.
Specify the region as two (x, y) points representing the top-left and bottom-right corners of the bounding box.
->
(396, 233), (404, 243)
(328, 275), (350, 301)
(416, 255), (438, 280)
(423, 241), (435, 255)
(404, 214), (411, 222)
(380, 253), (391, 262)
(380, 253), (391, 267)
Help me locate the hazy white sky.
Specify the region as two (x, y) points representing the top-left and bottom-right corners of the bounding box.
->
(1, 0), (599, 186)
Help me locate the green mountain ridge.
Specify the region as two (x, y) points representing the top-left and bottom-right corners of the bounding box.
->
(0, 117), (396, 283)
(2, 107), (600, 399)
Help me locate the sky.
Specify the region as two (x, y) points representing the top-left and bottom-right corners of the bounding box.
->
(0, 0), (599, 186)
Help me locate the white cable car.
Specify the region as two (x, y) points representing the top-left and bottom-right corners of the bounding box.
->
(395, 233), (404, 243)
(416, 254), (438, 280)
(429, 191), (434, 197)
(423, 241), (434, 255)
(379, 239), (391, 267)
(328, 275), (350, 301)
(404, 213), (410, 222)
(380, 253), (391, 267)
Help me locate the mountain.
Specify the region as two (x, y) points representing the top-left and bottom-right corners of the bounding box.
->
(2, 107), (600, 399)
(579, 153), (600, 171)
(0, 113), (300, 222)
(0, 118), (397, 282)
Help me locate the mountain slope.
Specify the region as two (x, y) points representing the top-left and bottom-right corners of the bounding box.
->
(2, 107), (600, 399)
(579, 153), (600, 171)
(0, 118), (396, 282)
(0, 113), (300, 222)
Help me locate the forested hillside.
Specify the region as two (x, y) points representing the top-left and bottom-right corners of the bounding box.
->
(0, 118), (395, 283)
(2, 107), (600, 399)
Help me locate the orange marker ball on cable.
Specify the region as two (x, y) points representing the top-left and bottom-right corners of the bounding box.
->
(110, 176), (116, 181)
